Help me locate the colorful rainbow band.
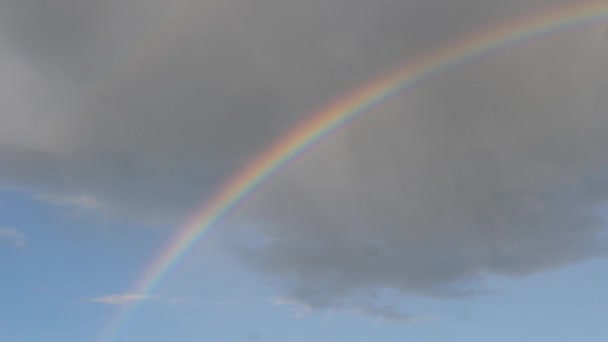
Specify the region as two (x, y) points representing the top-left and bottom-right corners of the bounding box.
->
(99, 1), (608, 340)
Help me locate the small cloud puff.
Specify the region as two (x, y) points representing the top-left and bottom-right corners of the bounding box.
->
(0, 227), (26, 248)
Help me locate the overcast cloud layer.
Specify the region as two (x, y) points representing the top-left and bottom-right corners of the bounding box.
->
(1, 0), (607, 317)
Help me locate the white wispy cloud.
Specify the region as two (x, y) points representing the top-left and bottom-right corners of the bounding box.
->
(35, 193), (104, 211)
(90, 293), (156, 305)
(0, 227), (26, 248)
(166, 296), (201, 306)
(90, 293), (199, 306)
(270, 296), (313, 318)
(270, 295), (435, 324)
(350, 304), (438, 325)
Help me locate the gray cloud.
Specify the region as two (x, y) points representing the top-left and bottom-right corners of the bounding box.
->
(0, 0), (561, 222)
(0, 0), (607, 318)
(231, 9), (608, 311)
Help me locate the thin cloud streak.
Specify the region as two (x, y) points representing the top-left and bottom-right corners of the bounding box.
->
(270, 295), (433, 324)
(90, 294), (156, 306)
(90, 293), (200, 306)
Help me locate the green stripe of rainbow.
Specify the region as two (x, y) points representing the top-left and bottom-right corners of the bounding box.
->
(99, 1), (608, 340)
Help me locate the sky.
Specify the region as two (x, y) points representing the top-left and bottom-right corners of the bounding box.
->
(1, 0), (607, 341)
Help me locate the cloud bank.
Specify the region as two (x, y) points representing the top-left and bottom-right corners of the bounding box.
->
(233, 24), (608, 312)
(0, 0), (607, 317)
(0, 0), (550, 223)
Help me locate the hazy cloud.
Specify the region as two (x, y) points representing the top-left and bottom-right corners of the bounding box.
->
(0, 227), (25, 248)
(90, 293), (198, 306)
(350, 304), (435, 324)
(270, 295), (432, 323)
(166, 296), (202, 306)
(0, 0), (607, 319)
(270, 296), (313, 318)
(35, 193), (105, 211)
(90, 293), (155, 305)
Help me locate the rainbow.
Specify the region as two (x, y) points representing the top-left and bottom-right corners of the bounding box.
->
(99, 1), (608, 340)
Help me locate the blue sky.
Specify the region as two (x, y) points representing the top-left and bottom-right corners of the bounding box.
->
(1, 0), (608, 341)
(1, 189), (607, 341)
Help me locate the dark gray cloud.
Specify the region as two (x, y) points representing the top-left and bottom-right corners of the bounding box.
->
(230, 7), (608, 313)
(0, 0), (607, 318)
(0, 0), (532, 222)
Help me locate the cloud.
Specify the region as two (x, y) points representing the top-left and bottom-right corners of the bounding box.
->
(0, 227), (26, 248)
(351, 304), (436, 324)
(166, 296), (201, 306)
(349, 303), (436, 325)
(90, 294), (156, 305)
(35, 193), (105, 211)
(90, 293), (199, 306)
(270, 295), (433, 323)
(228, 2), (608, 313)
(0, 0), (607, 319)
(270, 296), (312, 318)
(0, 0), (554, 224)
